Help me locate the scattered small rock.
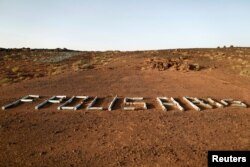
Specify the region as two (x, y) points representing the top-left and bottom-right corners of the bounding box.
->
(39, 151), (47, 156)
(8, 142), (17, 146)
(54, 130), (63, 134)
(18, 119), (24, 123)
(29, 152), (36, 156)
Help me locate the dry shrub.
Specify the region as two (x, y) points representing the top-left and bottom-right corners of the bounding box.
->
(48, 65), (68, 76)
(72, 60), (94, 71)
(11, 67), (19, 73)
(0, 77), (12, 86)
(231, 65), (243, 70)
(240, 68), (250, 77)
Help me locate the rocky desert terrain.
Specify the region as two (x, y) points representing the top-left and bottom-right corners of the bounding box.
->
(0, 47), (250, 167)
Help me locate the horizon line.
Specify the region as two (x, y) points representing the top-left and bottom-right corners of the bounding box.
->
(1, 45), (249, 52)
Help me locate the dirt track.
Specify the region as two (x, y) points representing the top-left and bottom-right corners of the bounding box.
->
(0, 48), (250, 166)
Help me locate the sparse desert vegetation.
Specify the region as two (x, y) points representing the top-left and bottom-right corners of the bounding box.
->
(1, 47), (250, 86)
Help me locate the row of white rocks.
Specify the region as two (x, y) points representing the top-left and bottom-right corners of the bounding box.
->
(1, 95), (248, 111)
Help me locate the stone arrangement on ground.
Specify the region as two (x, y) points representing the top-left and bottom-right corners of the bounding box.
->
(2, 95), (248, 111)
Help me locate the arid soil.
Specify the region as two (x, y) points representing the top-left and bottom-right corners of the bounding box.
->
(0, 47), (250, 167)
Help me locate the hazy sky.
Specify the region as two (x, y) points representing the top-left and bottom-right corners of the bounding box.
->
(0, 0), (250, 51)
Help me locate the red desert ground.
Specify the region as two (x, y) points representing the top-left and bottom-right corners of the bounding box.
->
(0, 48), (250, 166)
